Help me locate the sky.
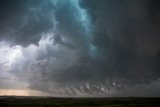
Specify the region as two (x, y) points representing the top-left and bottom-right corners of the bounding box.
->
(0, 0), (160, 97)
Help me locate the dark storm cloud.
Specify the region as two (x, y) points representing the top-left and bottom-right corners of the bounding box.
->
(0, 0), (55, 46)
(0, 0), (160, 96)
(79, 0), (160, 84)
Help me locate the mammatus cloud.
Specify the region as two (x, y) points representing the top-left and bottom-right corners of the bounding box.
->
(0, 0), (160, 96)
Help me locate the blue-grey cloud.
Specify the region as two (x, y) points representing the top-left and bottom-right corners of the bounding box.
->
(0, 0), (160, 96)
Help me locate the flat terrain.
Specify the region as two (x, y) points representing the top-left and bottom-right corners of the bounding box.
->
(0, 96), (160, 107)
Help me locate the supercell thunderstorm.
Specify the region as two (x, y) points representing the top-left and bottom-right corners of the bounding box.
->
(0, 0), (160, 96)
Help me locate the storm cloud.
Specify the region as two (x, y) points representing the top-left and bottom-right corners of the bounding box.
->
(0, 0), (160, 96)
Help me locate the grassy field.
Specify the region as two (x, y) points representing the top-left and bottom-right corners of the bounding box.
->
(0, 96), (160, 107)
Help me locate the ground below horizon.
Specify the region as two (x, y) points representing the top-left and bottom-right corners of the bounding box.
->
(0, 96), (160, 107)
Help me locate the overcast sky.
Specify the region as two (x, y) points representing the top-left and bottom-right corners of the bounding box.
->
(0, 0), (160, 97)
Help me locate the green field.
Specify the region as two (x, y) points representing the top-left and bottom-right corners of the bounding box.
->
(0, 96), (160, 107)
